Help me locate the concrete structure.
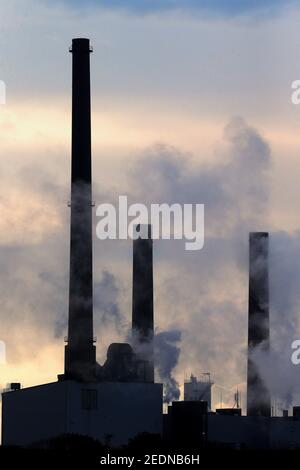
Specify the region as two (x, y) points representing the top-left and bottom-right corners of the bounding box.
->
(208, 414), (300, 450)
(65, 38), (96, 382)
(215, 408), (242, 416)
(3, 38), (300, 451)
(2, 381), (162, 447)
(247, 232), (271, 417)
(132, 225), (154, 383)
(163, 405), (300, 450)
(1, 39), (163, 448)
(293, 406), (300, 418)
(164, 401), (208, 447)
(184, 374), (212, 411)
(208, 414), (270, 449)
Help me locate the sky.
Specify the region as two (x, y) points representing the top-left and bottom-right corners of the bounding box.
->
(1, 0), (300, 429)
(52, 0), (300, 16)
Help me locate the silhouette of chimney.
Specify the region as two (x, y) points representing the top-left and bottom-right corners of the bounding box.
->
(247, 232), (271, 417)
(132, 225), (154, 382)
(64, 38), (96, 382)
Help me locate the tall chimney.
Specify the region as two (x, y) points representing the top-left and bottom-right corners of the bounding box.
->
(247, 232), (271, 417)
(65, 38), (96, 382)
(132, 225), (154, 382)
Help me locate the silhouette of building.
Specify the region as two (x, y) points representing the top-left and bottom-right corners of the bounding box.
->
(184, 374), (213, 411)
(3, 39), (300, 452)
(1, 38), (162, 448)
(247, 232), (271, 417)
(64, 38), (96, 383)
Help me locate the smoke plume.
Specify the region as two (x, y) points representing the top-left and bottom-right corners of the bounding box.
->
(154, 330), (182, 403)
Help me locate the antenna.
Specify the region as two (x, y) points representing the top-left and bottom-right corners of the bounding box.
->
(234, 389), (240, 409)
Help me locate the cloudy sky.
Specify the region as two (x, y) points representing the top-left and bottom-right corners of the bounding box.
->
(1, 0), (300, 424)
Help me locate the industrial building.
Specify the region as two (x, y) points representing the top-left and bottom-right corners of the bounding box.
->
(2, 38), (300, 450)
(163, 232), (300, 449)
(1, 38), (162, 448)
(184, 374), (213, 411)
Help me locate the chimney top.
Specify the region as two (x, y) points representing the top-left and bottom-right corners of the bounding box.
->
(69, 38), (93, 53)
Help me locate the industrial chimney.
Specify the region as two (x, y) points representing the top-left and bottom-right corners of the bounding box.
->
(64, 38), (96, 382)
(132, 225), (154, 382)
(247, 232), (271, 417)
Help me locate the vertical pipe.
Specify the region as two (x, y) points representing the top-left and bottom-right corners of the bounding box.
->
(247, 232), (270, 417)
(65, 38), (96, 382)
(132, 225), (154, 382)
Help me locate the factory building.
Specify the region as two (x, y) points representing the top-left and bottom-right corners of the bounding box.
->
(163, 399), (300, 449)
(2, 381), (161, 447)
(1, 38), (162, 447)
(184, 374), (213, 411)
(2, 38), (300, 451)
(163, 233), (300, 449)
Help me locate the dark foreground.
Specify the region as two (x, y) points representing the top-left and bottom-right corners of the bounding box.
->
(0, 447), (299, 466)
(0, 435), (300, 466)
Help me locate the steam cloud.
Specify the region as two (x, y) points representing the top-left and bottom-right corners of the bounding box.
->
(94, 270), (125, 332)
(3, 115), (300, 414)
(251, 232), (300, 410)
(154, 330), (181, 403)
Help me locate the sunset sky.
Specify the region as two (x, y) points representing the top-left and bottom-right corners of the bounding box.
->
(2, 0), (300, 427)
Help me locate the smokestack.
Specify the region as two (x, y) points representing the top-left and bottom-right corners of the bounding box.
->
(132, 225), (154, 382)
(64, 38), (96, 382)
(247, 232), (271, 417)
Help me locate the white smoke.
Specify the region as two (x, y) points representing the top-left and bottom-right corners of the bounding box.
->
(154, 329), (182, 403)
(1, 115), (293, 415)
